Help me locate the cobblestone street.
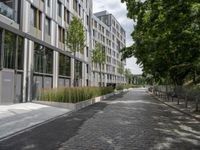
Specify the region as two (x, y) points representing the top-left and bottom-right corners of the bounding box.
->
(0, 88), (200, 150)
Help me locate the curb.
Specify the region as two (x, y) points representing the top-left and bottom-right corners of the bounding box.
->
(0, 111), (73, 142)
(148, 92), (200, 122)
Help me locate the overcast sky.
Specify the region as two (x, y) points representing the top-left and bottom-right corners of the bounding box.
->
(93, 0), (143, 75)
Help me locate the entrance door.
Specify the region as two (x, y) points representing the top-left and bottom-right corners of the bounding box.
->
(15, 72), (23, 103)
(1, 70), (15, 104)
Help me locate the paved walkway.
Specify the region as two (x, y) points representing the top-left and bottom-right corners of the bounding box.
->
(0, 88), (200, 150)
(0, 103), (70, 140)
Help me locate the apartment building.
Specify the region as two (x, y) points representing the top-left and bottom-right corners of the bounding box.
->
(0, 0), (92, 104)
(91, 11), (126, 87)
(0, 1), (126, 104)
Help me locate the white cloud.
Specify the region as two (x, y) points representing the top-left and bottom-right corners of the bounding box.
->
(93, 0), (143, 74)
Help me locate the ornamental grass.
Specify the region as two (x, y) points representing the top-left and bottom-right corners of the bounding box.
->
(38, 86), (114, 103)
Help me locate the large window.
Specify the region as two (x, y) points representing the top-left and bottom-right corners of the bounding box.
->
(4, 30), (16, 69)
(57, 0), (62, 17)
(30, 5), (42, 30)
(75, 60), (82, 79)
(34, 43), (53, 74)
(58, 26), (65, 43)
(2, 30), (24, 70)
(73, 0), (77, 12)
(0, 0), (20, 22)
(45, 17), (51, 35)
(17, 36), (24, 70)
(59, 53), (71, 76)
(0, 29), (2, 68)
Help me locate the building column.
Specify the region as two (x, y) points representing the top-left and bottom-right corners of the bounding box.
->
(71, 57), (75, 87)
(27, 40), (34, 102)
(53, 51), (59, 88)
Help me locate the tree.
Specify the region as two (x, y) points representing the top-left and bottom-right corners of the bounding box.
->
(66, 16), (85, 86)
(92, 43), (106, 87)
(124, 68), (133, 84)
(118, 62), (124, 75)
(121, 0), (200, 85)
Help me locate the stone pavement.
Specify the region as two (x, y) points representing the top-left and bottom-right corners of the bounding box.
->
(0, 88), (200, 150)
(0, 103), (71, 140)
(150, 93), (200, 121)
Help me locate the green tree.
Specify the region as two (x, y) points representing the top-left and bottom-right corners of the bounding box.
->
(121, 0), (200, 85)
(66, 16), (85, 86)
(124, 68), (133, 84)
(118, 62), (124, 75)
(92, 43), (106, 87)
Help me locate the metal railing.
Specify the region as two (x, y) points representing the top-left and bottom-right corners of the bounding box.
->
(149, 85), (200, 112)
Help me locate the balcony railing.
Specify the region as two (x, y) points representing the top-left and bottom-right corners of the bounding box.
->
(0, 2), (16, 21)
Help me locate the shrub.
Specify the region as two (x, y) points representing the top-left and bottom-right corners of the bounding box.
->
(38, 86), (114, 103)
(116, 84), (136, 90)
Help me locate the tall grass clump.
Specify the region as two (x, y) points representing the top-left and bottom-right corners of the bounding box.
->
(38, 86), (114, 103)
(116, 84), (136, 90)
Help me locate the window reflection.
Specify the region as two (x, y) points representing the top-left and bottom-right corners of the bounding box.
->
(34, 43), (53, 74)
(59, 53), (71, 76)
(0, 0), (19, 22)
(4, 30), (16, 69)
(17, 36), (24, 70)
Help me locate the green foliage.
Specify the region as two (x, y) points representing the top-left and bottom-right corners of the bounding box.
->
(92, 43), (106, 86)
(116, 84), (136, 90)
(122, 0), (200, 85)
(124, 68), (133, 83)
(39, 87), (114, 103)
(118, 62), (125, 75)
(92, 43), (106, 65)
(66, 16), (85, 53)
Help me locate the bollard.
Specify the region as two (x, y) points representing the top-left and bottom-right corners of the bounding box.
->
(177, 97), (180, 105)
(185, 96), (188, 108)
(195, 98), (199, 112)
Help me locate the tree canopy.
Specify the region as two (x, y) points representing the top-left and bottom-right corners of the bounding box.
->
(92, 43), (106, 86)
(66, 16), (85, 54)
(121, 0), (200, 85)
(92, 43), (106, 65)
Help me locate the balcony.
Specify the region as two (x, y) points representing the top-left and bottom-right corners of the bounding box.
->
(0, 1), (17, 22)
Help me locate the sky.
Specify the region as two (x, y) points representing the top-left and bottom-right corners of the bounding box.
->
(93, 0), (143, 75)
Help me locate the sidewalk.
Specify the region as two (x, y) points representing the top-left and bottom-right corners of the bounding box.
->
(149, 92), (200, 121)
(0, 103), (71, 140)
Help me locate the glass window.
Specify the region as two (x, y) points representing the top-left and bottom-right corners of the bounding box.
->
(75, 60), (82, 79)
(34, 43), (53, 74)
(0, 0), (19, 22)
(73, 0), (77, 12)
(45, 17), (51, 35)
(59, 53), (71, 76)
(47, 0), (50, 7)
(58, 0), (62, 17)
(34, 43), (43, 73)
(0, 29), (2, 68)
(58, 26), (64, 43)
(30, 5), (42, 30)
(17, 36), (24, 70)
(45, 48), (53, 74)
(4, 30), (16, 69)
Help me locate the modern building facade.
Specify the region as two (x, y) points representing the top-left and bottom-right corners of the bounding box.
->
(0, 0), (126, 104)
(91, 11), (126, 87)
(0, 0), (92, 104)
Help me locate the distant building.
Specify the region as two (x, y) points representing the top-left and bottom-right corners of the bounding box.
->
(91, 11), (126, 87)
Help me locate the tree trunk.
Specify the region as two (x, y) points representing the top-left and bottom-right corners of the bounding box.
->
(100, 64), (102, 87)
(73, 52), (76, 87)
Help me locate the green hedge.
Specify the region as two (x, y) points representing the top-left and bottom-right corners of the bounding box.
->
(116, 84), (137, 90)
(38, 87), (114, 103)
